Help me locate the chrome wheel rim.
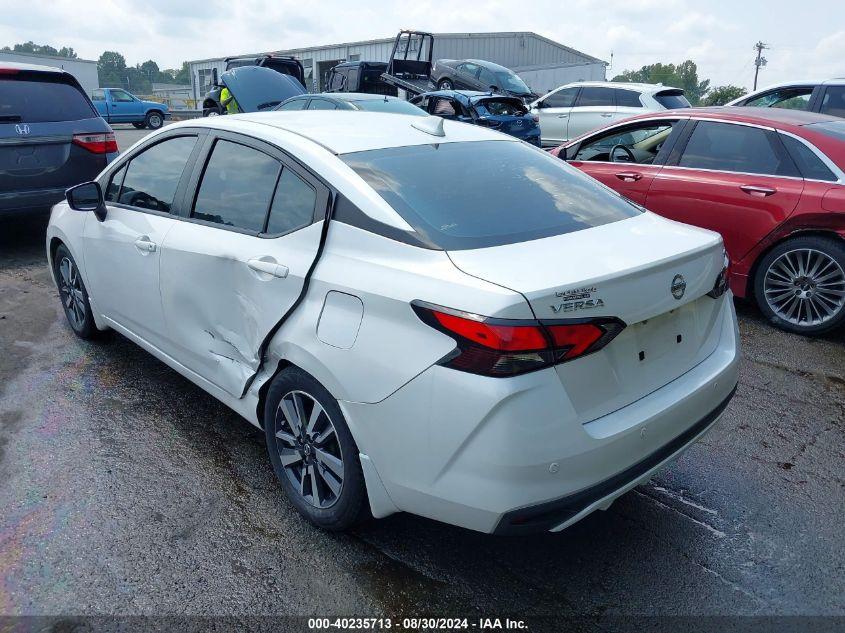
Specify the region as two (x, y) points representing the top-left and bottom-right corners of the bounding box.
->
(149, 115), (162, 127)
(764, 248), (845, 327)
(58, 256), (86, 329)
(274, 390), (344, 509)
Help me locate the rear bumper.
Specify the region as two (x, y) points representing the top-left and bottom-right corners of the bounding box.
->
(343, 294), (739, 534)
(0, 187), (66, 212)
(493, 384), (736, 534)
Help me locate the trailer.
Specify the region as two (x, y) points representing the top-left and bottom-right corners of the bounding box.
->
(380, 30), (435, 98)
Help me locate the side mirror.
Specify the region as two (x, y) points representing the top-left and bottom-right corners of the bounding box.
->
(66, 181), (106, 222)
(212, 68), (219, 87)
(558, 146), (568, 160)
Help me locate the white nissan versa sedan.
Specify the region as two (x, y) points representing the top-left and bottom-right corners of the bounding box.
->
(46, 112), (739, 534)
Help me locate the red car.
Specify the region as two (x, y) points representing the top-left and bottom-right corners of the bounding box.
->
(550, 107), (845, 335)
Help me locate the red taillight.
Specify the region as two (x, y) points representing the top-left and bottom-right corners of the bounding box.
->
(72, 133), (118, 154)
(0, 67), (20, 75)
(413, 302), (625, 377)
(707, 248), (730, 298)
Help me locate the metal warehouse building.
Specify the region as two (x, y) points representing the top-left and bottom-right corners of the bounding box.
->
(187, 32), (606, 101)
(0, 50), (99, 95)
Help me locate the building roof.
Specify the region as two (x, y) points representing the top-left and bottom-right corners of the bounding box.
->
(188, 31), (604, 65)
(0, 50), (96, 64)
(0, 60), (73, 74)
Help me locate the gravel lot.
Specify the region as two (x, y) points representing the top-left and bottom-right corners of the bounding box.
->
(0, 130), (843, 628)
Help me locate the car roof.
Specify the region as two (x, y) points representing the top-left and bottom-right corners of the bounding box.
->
(319, 92), (400, 102)
(619, 106), (841, 129)
(556, 81), (681, 94)
(421, 90), (521, 101)
(179, 111), (516, 154)
(0, 61), (71, 75)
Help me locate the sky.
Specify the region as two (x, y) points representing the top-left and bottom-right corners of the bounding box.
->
(1, 0), (843, 91)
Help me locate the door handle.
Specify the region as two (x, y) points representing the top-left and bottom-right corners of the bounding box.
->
(247, 258), (289, 278)
(601, 113), (614, 117)
(134, 237), (156, 252)
(557, 114), (569, 118)
(740, 184), (776, 197)
(615, 172), (643, 182)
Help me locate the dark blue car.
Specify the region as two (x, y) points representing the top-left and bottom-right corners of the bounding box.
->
(411, 90), (541, 145)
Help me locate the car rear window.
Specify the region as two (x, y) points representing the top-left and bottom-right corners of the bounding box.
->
(475, 98), (528, 116)
(341, 140), (640, 250)
(0, 72), (97, 123)
(654, 90), (691, 109)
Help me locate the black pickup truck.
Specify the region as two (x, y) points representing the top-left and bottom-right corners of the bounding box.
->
(202, 54), (305, 116)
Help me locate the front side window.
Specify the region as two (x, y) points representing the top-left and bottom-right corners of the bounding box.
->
(116, 136), (197, 212)
(678, 121), (797, 176)
(542, 87), (578, 109)
(744, 87), (813, 110)
(494, 71), (530, 94)
(341, 140), (640, 250)
(575, 87), (616, 107)
(266, 169), (317, 235)
(193, 140), (280, 232)
(110, 89), (135, 102)
(820, 86), (845, 118)
(574, 121), (676, 163)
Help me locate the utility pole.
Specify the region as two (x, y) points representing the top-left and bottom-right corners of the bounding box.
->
(753, 41), (769, 90)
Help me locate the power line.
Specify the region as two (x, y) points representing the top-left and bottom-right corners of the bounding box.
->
(753, 41), (769, 91)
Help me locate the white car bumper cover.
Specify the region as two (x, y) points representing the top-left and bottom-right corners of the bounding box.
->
(342, 296), (740, 534)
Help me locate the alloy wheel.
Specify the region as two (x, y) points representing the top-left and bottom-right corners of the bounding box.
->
(274, 390), (344, 509)
(763, 248), (845, 327)
(149, 114), (162, 128)
(58, 256), (86, 330)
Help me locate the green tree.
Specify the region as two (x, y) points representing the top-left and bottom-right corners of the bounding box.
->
(97, 51), (128, 89)
(703, 85), (747, 106)
(1, 41), (77, 58)
(613, 60), (710, 105)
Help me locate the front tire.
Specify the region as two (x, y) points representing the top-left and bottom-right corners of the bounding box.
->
(264, 367), (368, 531)
(203, 106), (222, 117)
(144, 111), (164, 129)
(54, 244), (98, 339)
(754, 235), (845, 335)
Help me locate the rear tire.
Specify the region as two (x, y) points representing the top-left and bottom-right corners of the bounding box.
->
(438, 79), (453, 90)
(264, 367), (369, 531)
(53, 244), (99, 340)
(144, 111), (164, 129)
(203, 106), (222, 117)
(754, 235), (845, 335)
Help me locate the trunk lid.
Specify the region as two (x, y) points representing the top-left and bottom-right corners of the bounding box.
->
(447, 212), (728, 422)
(222, 66), (306, 113)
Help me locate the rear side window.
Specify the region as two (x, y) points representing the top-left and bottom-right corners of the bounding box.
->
(0, 73), (96, 123)
(277, 99), (307, 111)
(820, 86), (845, 118)
(575, 87), (615, 107)
(779, 134), (837, 181)
(654, 91), (691, 109)
(615, 89), (643, 108)
(307, 99), (338, 110)
(678, 121), (798, 177)
(116, 136), (197, 212)
(341, 140), (640, 250)
(193, 140), (280, 232)
(92, 89), (105, 101)
(266, 169), (317, 234)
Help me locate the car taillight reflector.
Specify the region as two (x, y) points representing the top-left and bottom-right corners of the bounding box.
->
(72, 133), (118, 154)
(413, 302), (626, 377)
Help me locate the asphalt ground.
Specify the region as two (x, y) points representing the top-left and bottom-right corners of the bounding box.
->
(0, 127), (843, 631)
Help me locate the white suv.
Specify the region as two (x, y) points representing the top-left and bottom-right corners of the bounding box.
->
(530, 81), (691, 146)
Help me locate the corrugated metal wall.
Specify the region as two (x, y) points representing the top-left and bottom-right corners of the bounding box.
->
(189, 33), (605, 101)
(0, 51), (100, 96)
